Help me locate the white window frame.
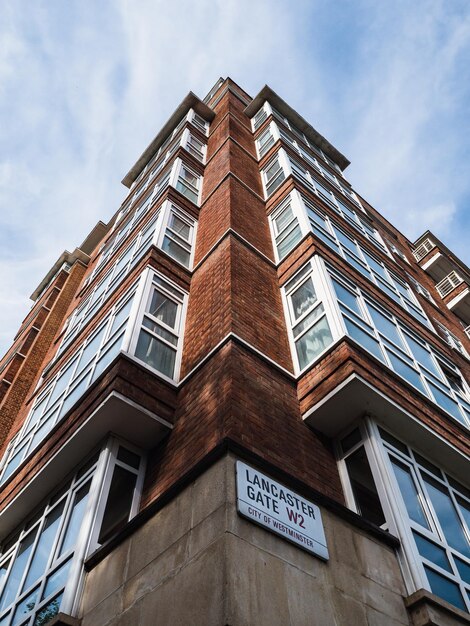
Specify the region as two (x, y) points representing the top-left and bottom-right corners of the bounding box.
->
(435, 321), (469, 359)
(338, 420), (470, 612)
(0, 287), (141, 486)
(0, 437), (146, 624)
(125, 268), (188, 384)
(260, 150), (290, 198)
(182, 129), (207, 163)
(326, 264), (470, 428)
(280, 257), (344, 374)
(173, 159), (202, 206)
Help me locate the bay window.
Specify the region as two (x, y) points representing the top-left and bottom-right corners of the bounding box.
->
(281, 257), (470, 429)
(338, 422), (470, 612)
(0, 438), (144, 626)
(1, 268), (187, 487)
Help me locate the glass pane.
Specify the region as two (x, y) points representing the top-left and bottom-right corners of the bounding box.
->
(59, 482), (91, 557)
(345, 447), (386, 526)
(378, 428), (410, 456)
(405, 335), (440, 375)
(331, 280), (361, 317)
(293, 304), (325, 339)
(391, 459), (430, 528)
(162, 237), (190, 267)
(344, 320), (384, 363)
(169, 214), (190, 240)
(142, 317), (178, 346)
(23, 504), (65, 591)
(176, 180), (198, 204)
(0, 530), (38, 611)
(368, 307), (403, 347)
(277, 224), (302, 259)
(424, 566), (466, 611)
(117, 447), (141, 470)
(274, 205), (294, 233)
(428, 383), (465, 423)
(33, 592), (63, 626)
(424, 477), (470, 557)
(266, 170), (285, 196)
(43, 559), (71, 600)
(76, 327), (106, 374)
(135, 331), (176, 378)
(108, 297), (134, 338)
(387, 352), (427, 395)
(12, 587), (39, 625)
(148, 291), (177, 328)
(98, 467), (137, 544)
(1, 448), (25, 485)
(455, 557), (470, 585)
(413, 532), (452, 572)
(413, 453), (442, 479)
(90, 333), (123, 383)
(291, 279), (317, 321)
(295, 316), (333, 369)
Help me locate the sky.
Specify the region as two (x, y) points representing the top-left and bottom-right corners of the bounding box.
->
(0, 0), (469, 356)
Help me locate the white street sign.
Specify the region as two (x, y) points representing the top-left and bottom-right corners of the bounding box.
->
(236, 461), (329, 560)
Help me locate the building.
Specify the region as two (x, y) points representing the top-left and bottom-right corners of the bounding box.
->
(0, 76), (469, 626)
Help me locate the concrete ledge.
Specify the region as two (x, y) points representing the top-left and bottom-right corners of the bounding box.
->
(303, 372), (470, 487)
(405, 589), (470, 625)
(47, 613), (81, 626)
(0, 391), (172, 537)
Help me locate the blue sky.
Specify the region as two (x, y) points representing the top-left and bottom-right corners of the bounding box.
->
(1, 0), (469, 355)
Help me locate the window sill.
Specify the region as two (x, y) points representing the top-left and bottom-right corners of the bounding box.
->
(405, 588), (470, 625)
(47, 614), (81, 626)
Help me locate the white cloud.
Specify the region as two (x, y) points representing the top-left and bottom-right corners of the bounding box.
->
(0, 0), (469, 356)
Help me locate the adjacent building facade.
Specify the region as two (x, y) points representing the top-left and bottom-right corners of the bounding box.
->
(0, 77), (469, 625)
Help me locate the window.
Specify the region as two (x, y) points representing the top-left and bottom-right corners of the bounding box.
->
(338, 427), (386, 528)
(339, 423), (470, 612)
(183, 130), (206, 163)
(159, 205), (196, 269)
(190, 110), (209, 135)
(131, 271), (187, 381)
(261, 154), (286, 197)
(282, 263), (335, 370)
(1, 268), (188, 485)
(59, 202), (196, 363)
(269, 196), (303, 260)
(126, 108), (207, 196)
(0, 288), (138, 486)
(435, 321), (469, 359)
(175, 163), (201, 205)
(406, 273), (436, 305)
(281, 257), (470, 424)
(0, 439), (144, 625)
(59, 217), (161, 357)
(305, 207), (430, 327)
(255, 124), (276, 159)
(251, 104), (268, 131)
(386, 240), (410, 264)
(328, 266), (470, 426)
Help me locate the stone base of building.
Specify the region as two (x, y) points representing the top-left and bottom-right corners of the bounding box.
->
(78, 454), (459, 626)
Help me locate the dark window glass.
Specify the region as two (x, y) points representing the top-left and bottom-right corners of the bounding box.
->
(98, 467), (137, 544)
(345, 446), (386, 527)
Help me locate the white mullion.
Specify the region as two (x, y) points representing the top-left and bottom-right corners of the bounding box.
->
(121, 270), (150, 355)
(316, 257), (349, 340)
(63, 446), (109, 616)
(367, 421), (429, 594)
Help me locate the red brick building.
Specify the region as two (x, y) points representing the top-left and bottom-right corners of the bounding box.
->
(0, 77), (469, 626)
